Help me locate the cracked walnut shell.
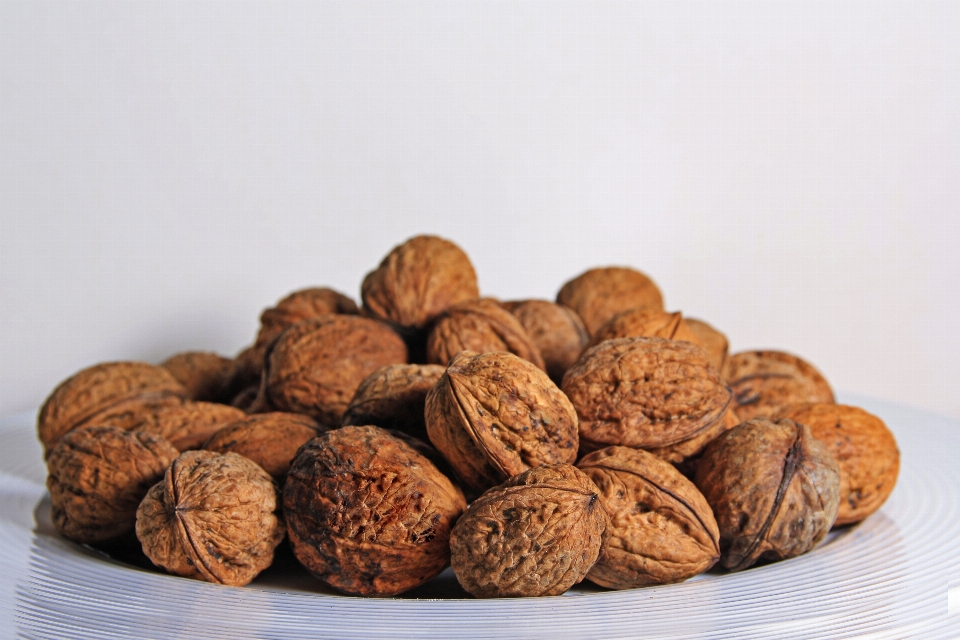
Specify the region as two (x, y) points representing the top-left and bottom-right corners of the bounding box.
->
(556, 267), (664, 336)
(136, 450), (284, 587)
(722, 350), (835, 421)
(502, 299), (589, 384)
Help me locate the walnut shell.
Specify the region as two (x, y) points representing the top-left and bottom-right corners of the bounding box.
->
(262, 315), (408, 425)
(578, 446), (720, 588)
(722, 350), (835, 421)
(449, 464), (607, 598)
(426, 298), (546, 371)
(686, 318), (729, 372)
(283, 426), (466, 596)
(502, 299), (589, 384)
(161, 351), (235, 403)
(587, 308), (701, 350)
(37, 362), (188, 455)
(425, 351), (579, 495)
(133, 401), (247, 451)
(556, 267), (664, 335)
(562, 337), (733, 460)
(775, 403), (899, 526)
(203, 412), (326, 480)
(46, 426), (179, 544)
(341, 363), (446, 443)
(694, 418), (841, 571)
(361, 235), (480, 334)
(136, 450), (284, 586)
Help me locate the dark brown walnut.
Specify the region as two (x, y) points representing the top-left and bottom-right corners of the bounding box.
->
(133, 402), (247, 451)
(161, 351), (235, 403)
(502, 299), (589, 384)
(46, 426), (179, 544)
(261, 315), (408, 425)
(775, 403), (899, 526)
(587, 308), (702, 350)
(449, 464), (607, 598)
(425, 351), (579, 495)
(136, 450), (284, 587)
(722, 350), (835, 421)
(37, 362), (187, 455)
(341, 363), (445, 443)
(556, 267), (664, 336)
(204, 412), (326, 480)
(361, 235), (480, 335)
(283, 426), (466, 596)
(578, 446), (720, 588)
(686, 318), (729, 372)
(694, 419), (840, 571)
(426, 298), (546, 371)
(562, 337), (733, 460)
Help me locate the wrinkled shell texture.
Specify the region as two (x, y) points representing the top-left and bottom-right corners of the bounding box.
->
(685, 318), (729, 372)
(341, 363), (446, 443)
(161, 351), (235, 403)
(134, 401), (247, 451)
(776, 403), (899, 526)
(204, 412), (325, 480)
(587, 308), (701, 350)
(556, 267), (665, 336)
(503, 299), (589, 384)
(37, 361), (187, 454)
(283, 426), (466, 596)
(136, 450), (284, 587)
(694, 419), (841, 571)
(450, 464), (607, 598)
(425, 351), (579, 495)
(46, 426), (179, 544)
(722, 350), (835, 421)
(264, 315), (408, 425)
(426, 298), (546, 371)
(578, 447), (719, 588)
(562, 337), (732, 458)
(361, 235), (480, 333)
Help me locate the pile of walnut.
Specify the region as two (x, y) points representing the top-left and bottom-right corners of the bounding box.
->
(38, 235), (900, 598)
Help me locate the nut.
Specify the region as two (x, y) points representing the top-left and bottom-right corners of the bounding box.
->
(775, 403), (899, 526)
(722, 350), (835, 421)
(694, 418), (841, 571)
(449, 464), (607, 598)
(685, 318), (729, 372)
(136, 450), (285, 586)
(587, 308), (702, 350)
(161, 351), (235, 403)
(578, 446), (720, 588)
(46, 425), (179, 544)
(283, 426), (466, 596)
(425, 351), (579, 495)
(203, 412), (326, 480)
(502, 299), (589, 384)
(133, 401), (247, 451)
(556, 267), (664, 335)
(341, 363), (446, 443)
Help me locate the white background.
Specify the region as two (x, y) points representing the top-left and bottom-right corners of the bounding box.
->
(1, 1), (958, 420)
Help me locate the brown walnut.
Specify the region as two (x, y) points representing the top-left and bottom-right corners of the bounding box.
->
(204, 412), (326, 480)
(426, 298), (546, 371)
(425, 351), (579, 495)
(161, 351), (235, 403)
(694, 418), (841, 571)
(578, 446), (720, 588)
(722, 350), (835, 421)
(283, 426), (466, 596)
(502, 299), (589, 384)
(46, 425), (179, 544)
(341, 363), (446, 443)
(775, 403), (899, 526)
(449, 464), (607, 598)
(685, 318), (729, 372)
(587, 308), (702, 350)
(556, 267), (664, 335)
(133, 401), (247, 451)
(136, 450), (284, 587)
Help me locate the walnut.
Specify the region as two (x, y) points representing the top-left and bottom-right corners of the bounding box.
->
(426, 298), (545, 371)
(686, 318), (729, 372)
(161, 351), (234, 403)
(502, 299), (589, 384)
(283, 426), (466, 596)
(136, 450), (284, 587)
(562, 337), (734, 461)
(341, 363), (445, 443)
(775, 403), (899, 526)
(204, 412), (326, 480)
(260, 315), (408, 425)
(722, 350), (835, 421)
(449, 464), (607, 598)
(578, 446), (720, 588)
(425, 351), (579, 495)
(37, 362), (187, 455)
(556, 267), (664, 335)
(694, 418), (840, 571)
(46, 425), (179, 544)
(587, 308), (702, 350)
(361, 235), (480, 336)
(133, 401), (246, 451)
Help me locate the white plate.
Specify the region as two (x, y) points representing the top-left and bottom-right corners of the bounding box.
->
(2, 395), (959, 639)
